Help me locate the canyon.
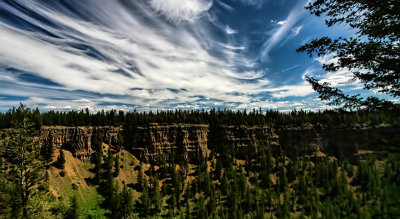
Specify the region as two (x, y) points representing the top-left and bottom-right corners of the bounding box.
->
(39, 123), (399, 163)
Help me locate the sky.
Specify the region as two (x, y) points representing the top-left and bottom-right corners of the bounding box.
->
(0, 0), (389, 112)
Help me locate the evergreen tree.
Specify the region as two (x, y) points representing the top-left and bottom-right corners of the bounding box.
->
(153, 175), (162, 215)
(91, 128), (103, 182)
(278, 165), (288, 194)
(41, 132), (54, 163)
(65, 195), (80, 219)
(138, 183), (151, 218)
(137, 162), (144, 191)
(102, 149), (115, 209)
(1, 106), (47, 217)
(298, 0), (400, 110)
(114, 155), (120, 177)
(119, 184), (134, 218)
(56, 149), (66, 169)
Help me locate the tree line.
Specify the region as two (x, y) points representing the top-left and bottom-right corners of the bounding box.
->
(1, 104), (399, 129)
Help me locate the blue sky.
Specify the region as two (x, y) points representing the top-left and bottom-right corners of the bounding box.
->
(0, 0), (391, 112)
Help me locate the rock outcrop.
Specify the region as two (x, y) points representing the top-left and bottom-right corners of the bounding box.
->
(40, 126), (121, 161)
(223, 125), (280, 157)
(128, 124), (208, 163)
(277, 124), (400, 160)
(36, 123), (399, 163)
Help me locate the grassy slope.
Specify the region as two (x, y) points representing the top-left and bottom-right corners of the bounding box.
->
(48, 150), (99, 211)
(49, 146), (385, 217)
(48, 148), (142, 212)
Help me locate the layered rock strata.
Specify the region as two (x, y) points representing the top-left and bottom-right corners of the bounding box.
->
(36, 124), (399, 163)
(128, 124), (209, 163)
(40, 126), (121, 161)
(223, 125), (280, 157)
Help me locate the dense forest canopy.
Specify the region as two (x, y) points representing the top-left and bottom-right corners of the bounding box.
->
(0, 104), (399, 129)
(1, 105), (399, 218)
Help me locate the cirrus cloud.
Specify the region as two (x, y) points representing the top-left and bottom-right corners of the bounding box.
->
(149, 0), (212, 23)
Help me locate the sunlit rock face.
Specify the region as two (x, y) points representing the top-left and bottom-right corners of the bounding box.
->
(40, 126), (121, 161)
(126, 124), (209, 163)
(38, 124), (399, 163)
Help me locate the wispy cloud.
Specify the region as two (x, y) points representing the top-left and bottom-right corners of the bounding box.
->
(266, 83), (314, 98)
(277, 20), (287, 25)
(225, 25), (238, 35)
(314, 53), (361, 87)
(238, 0), (265, 8)
(149, 0), (212, 23)
(260, 4), (306, 61)
(292, 25), (303, 36)
(2, 0), (361, 112)
(0, 0), (269, 111)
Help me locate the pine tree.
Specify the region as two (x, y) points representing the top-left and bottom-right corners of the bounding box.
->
(138, 183), (151, 218)
(298, 0), (400, 110)
(102, 149), (115, 209)
(56, 149), (66, 169)
(65, 195), (80, 219)
(278, 165), (288, 194)
(91, 128), (103, 182)
(1, 108), (47, 217)
(114, 155), (120, 177)
(185, 199), (192, 219)
(110, 183), (121, 219)
(137, 162), (144, 191)
(120, 184), (134, 218)
(41, 132), (54, 163)
(196, 194), (207, 219)
(153, 175), (162, 215)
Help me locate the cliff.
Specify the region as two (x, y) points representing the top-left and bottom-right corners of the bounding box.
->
(223, 125), (280, 157)
(40, 126), (122, 161)
(127, 124), (209, 163)
(36, 123), (399, 163)
(277, 123), (400, 160)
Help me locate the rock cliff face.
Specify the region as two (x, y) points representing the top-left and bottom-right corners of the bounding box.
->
(277, 124), (400, 160)
(223, 125), (280, 157)
(40, 126), (121, 161)
(38, 124), (399, 163)
(127, 124), (208, 163)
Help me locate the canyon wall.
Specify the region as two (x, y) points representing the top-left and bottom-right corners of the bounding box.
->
(38, 124), (399, 163)
(277, 124), (400, 160)
(40, 126), (121, 161)
(223, 125), (280, 157)
(127, 124), (209, 163)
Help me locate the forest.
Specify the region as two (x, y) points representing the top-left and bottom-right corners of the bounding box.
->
(1, 104), (399, 129)
(0, 105), (399, 218)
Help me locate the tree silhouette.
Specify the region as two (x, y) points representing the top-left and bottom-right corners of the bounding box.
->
(298, 0), (400, 110)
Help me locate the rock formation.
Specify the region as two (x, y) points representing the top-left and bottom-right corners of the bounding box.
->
(223, 125), (280, 157)
(36, 123), (399, 163)
(127, 124), (208, 163)
(40, 126), (121, 161)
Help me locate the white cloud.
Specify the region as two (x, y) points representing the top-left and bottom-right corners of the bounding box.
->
(267, 83), (314, 98)
(225, 25), (238, 35)
(315, 53), (360, 87)
(0, 0), (272, 111)
(260, 3), (306, 61)
(277, 20), (287, 25)
(239, 0), (264, 8)
(292, 25), (303, 36)
(149, 0), (212, 23)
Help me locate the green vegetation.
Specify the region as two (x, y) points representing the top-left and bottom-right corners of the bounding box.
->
(0, 105), (64, 218)
(1, 105), (399, 129)
(1, 105), (400, 218)
(298, 0), (400, 110)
